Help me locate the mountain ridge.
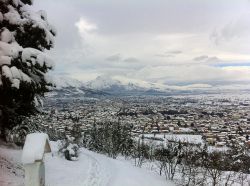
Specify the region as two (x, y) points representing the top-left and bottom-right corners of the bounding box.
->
(48, 75), (250, 97)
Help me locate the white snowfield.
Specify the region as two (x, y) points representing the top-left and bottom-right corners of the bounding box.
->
(0, 141), (174, 186)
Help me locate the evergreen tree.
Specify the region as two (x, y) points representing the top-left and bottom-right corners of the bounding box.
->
(0, 0), (56, 139)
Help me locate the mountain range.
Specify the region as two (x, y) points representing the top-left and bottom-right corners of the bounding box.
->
(47, 75), (250, 98)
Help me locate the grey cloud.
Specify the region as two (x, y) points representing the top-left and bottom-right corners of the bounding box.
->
(155, 50), (182, 58)
(106, 54), (121, 61)
(155, 54), (174, 58)
(210, 13), (250, 45)
(210, 29), (220, 45)
(47, 0), (248, 35)
(165, 50), (182, 55)
(194, 55), (220, 62)
(123, 57), (139, 62)
(106, 55), (140, 63)
(206, 56), (220, 62)
(194, 55), (209, 61)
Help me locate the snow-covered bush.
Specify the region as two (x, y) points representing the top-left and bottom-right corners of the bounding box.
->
(0, 0), (56, 139)
(58, 136), (79, 161)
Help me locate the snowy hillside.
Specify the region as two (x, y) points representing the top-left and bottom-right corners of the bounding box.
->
(52, 76), (84, 89)
(0, 141), (174, 186)
(85, 75), (120, 90)
(49, 75), (167, 97)
(84, 76), (227, 95)
(85, 75), (169, 95)
(46, 76), (107, 98)
(85, 75), (147, 91)
(52, 75), (166, 92)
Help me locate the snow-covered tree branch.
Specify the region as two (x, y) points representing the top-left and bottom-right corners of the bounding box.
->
(0, 0), (56, 139)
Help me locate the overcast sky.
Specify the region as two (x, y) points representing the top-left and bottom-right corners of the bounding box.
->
(33, 0), (250, 88)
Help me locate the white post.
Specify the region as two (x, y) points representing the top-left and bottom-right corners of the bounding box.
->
(24, 161), (45, 186)
(22, 133), (51, 186)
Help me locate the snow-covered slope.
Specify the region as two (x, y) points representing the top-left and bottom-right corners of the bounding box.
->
(46, 75), (107, 98)
(85, 75), (144, 91)
(85, 75), (167, 95)
(85, 75), (120, 90)
(84, 75), (212, 93)
(0, 141), (174, 186)
(52, 75), (164, 92)
(51, 75), (84, 89)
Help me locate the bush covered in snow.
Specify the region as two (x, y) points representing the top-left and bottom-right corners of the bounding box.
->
(58, 136), (79, 161)
(0, 0), (56, 139)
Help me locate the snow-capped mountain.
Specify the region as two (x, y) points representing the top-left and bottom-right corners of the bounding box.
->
(85, 75), (167, 95)
(50, 75), (211, 97)
(86, 75), (143, 91)
(51, 75), (84, 89)
(48, 75), (167, 98)
(47, 75), (250, 97)
(46, 76), (108, 98)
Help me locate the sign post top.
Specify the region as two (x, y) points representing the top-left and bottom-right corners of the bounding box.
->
(22, 133), (51, 164)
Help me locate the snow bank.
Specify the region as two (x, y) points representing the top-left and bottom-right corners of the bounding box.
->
(21, 133), (51, 164)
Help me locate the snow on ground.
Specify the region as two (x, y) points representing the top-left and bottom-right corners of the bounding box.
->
(0, 142), (24, 186)
(80, 148), (174, 186)
(0, 141), (174, 186)
(144, 133), (203, 144)
(143, 134), (230, 152)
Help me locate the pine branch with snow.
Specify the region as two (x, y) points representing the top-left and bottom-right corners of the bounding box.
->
(0, 0), (56, 139)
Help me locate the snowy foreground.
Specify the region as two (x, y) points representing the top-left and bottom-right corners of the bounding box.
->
(0, 141), (174, 186)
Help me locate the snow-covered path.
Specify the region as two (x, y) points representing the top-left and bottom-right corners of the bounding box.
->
(0, 142), (174, 186)
(77, 148), (174, 186)
(46, 147), (174, 186)
(81, 150), (111, 186)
